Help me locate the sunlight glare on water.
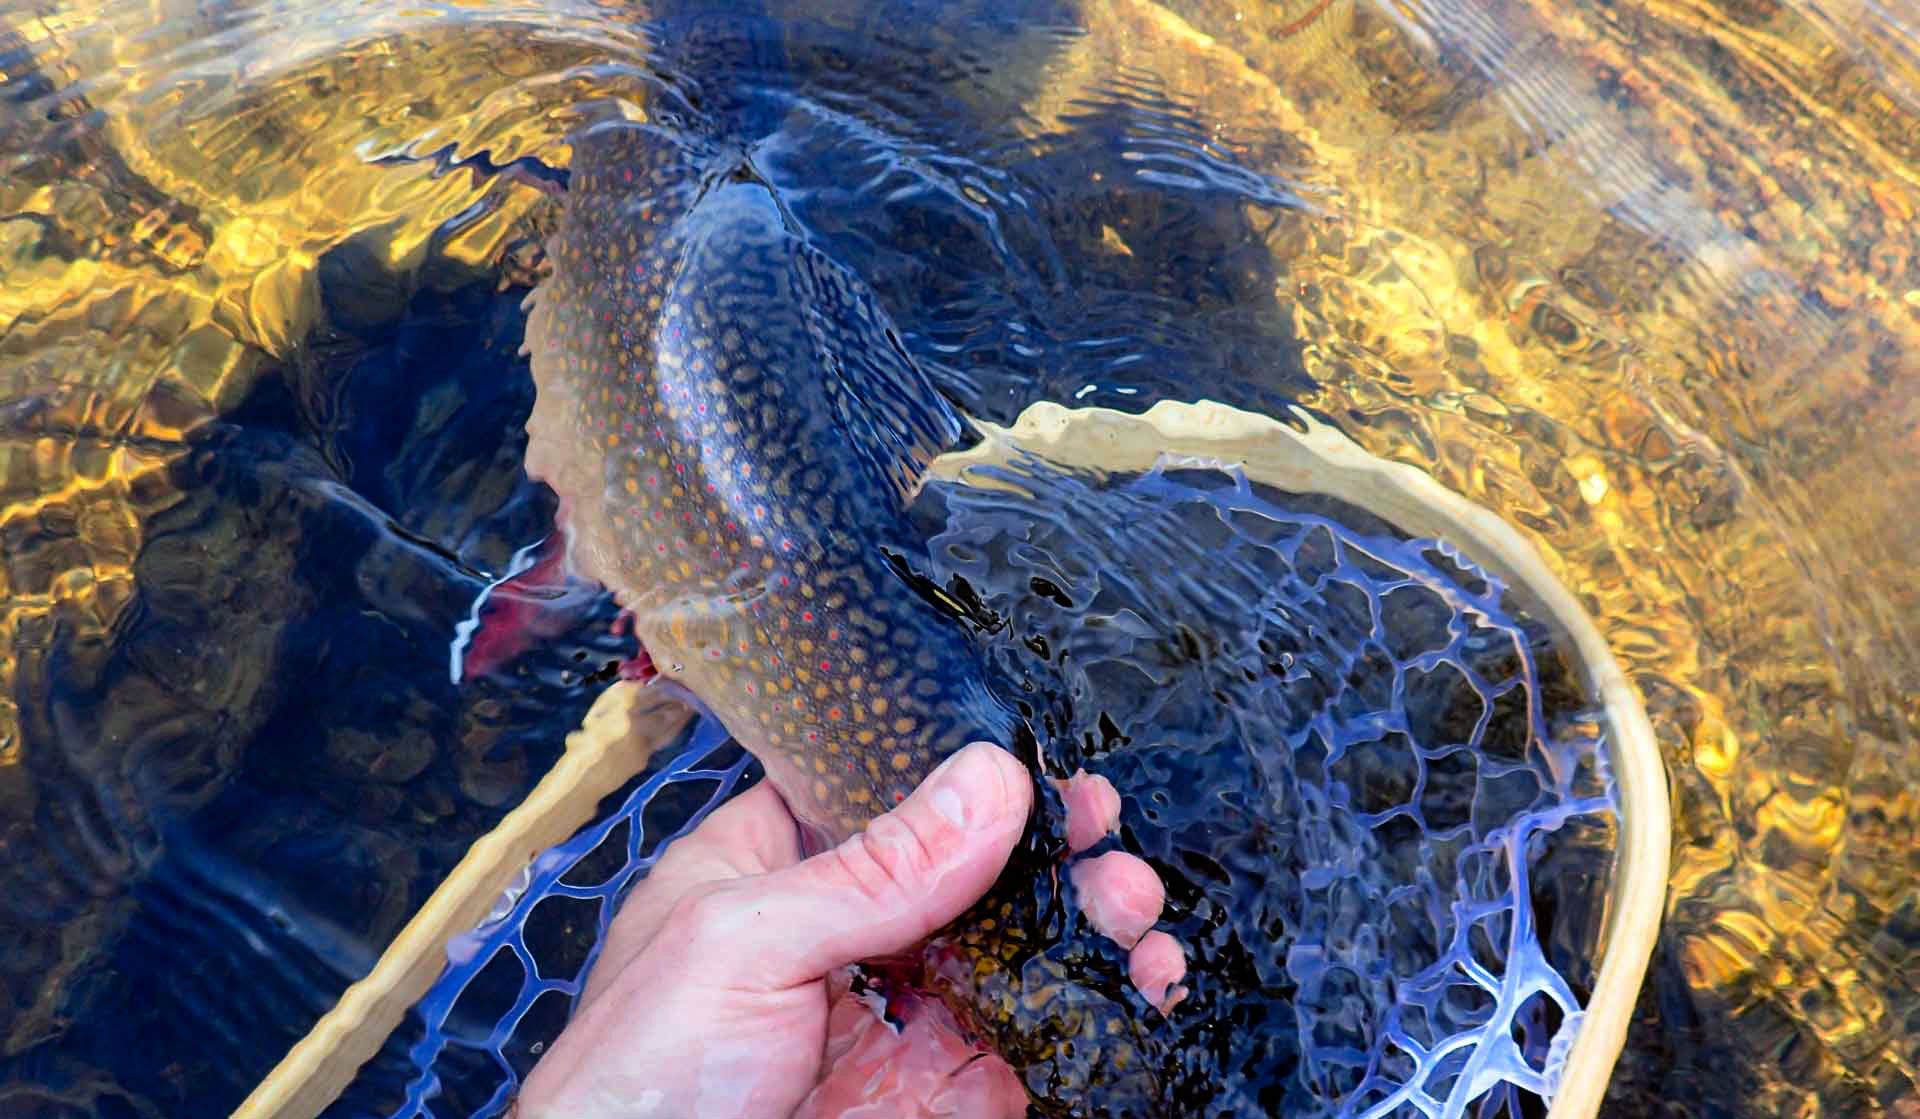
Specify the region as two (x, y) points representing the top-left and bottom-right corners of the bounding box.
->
(0, 0), (1916, 1115)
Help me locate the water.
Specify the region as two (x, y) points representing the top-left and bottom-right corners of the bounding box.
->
(1, 0), (1915, 1116)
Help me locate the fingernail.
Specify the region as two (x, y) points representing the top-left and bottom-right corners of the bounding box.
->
(925, 742), (1005, 830)
(932, 785), (968, 828)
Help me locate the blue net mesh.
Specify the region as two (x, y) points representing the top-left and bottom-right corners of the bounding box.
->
(338, 458), (1619, 1119)
(329, 717), (751, 1119)
(915, 460), (1620, 1116)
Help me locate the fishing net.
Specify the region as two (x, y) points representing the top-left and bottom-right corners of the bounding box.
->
(300, 403), (1660, 1119)
(321, 718), (754, 1119)
(917, 458), (1617, 1116)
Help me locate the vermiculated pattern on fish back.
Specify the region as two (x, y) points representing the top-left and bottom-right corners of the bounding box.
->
(526, 119), (1008, 840)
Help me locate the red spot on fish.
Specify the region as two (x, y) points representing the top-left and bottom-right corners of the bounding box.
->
(819, 660), (831, 672)
(802, 611), (814, 622)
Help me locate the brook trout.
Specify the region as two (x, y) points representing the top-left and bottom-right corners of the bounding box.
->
(523, 116), (1173, 1112)
(524, 118), (1013, 845)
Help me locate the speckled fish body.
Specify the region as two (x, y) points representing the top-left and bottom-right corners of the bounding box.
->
(524, 120), (1010, 841)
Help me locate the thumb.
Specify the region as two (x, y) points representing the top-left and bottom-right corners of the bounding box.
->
(709, 741), (1031, 989)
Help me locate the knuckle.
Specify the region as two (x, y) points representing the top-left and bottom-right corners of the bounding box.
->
(833, 814), (936, 907)
(659, 881), (734, 944)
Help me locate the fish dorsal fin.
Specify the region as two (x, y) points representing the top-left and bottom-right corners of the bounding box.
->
(790, 242), (966, 507)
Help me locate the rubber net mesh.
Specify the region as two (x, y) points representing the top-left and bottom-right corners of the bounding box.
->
(338, 460), (1619, 1119)
(324, 719), (753, 1119)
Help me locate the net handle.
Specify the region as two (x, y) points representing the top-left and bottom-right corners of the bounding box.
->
(231, 683), (692, 1119)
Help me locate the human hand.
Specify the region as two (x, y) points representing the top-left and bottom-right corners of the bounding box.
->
(516, 741), (1184, 1118)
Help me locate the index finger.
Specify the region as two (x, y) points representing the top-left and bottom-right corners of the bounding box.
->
(578, 778), (803, 1009)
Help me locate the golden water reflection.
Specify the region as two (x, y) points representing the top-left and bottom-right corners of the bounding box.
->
(1, 0), (1915, 1113)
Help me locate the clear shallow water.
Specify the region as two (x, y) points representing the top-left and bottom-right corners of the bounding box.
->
(1, 0), (1916, 1116)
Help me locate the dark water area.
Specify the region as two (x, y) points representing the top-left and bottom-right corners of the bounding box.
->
(1, 249), (634, 1116)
